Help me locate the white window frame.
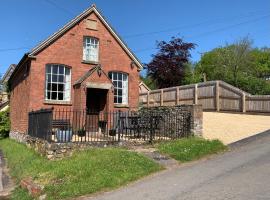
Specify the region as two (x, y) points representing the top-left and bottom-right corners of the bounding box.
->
(109, 72), (128, 105)
(83, 37), (99, 62)
(45, 64), (71, 101)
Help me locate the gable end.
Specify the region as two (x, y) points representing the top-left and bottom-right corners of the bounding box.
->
(29, 5), (143, 70)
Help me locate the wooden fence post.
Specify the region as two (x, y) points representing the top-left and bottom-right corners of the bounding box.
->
(147, 91), (150, 107)
(242, 92), (246, 113)
(194, 84), (198, 104)
(216, 81), (220, 111)
(176, 87), (180, 105)
(160, 89), (164, 106)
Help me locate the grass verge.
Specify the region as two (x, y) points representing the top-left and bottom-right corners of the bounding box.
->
(156, 137), (227, 162)
(0, 139), (161, 200)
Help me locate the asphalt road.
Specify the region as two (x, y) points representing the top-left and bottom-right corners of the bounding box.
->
(83, 131), (270, 200)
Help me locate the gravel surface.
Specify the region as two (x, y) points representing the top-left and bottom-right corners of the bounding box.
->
(203, 112), (270, 144)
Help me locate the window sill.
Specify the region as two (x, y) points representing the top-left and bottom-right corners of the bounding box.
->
(114, 104), (129, 108)
(44, 100), (72, 105)
(81, 60), (99, 65)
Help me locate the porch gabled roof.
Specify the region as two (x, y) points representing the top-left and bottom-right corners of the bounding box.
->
(74, 65), (113, 86)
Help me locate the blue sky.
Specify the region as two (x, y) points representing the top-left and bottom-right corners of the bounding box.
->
(0, 0), (269, 76)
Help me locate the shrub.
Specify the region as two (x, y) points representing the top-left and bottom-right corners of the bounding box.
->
(232, 75), (270, 95)
(0, 110), (10, 138)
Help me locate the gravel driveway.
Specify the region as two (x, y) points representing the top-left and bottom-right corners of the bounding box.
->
(203, 112), (270, 144)
(81, 131), (270, 200)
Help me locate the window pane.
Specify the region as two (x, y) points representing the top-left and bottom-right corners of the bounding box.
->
(46, 66), (51, 73)
(51, 83), (57, 91)
(119, 73), (122, 80)
(46, 74), (51, 82)
(45, 65), (71, 101)
(58, 75), (64, 82)
(52, 92), (57, 100)
(83, 37), (99, 62)
(52, 66), (58, 74)
(118, 89), (122, 96)
(65, 68), (70, 75)
(118, 97), (122, 103)
(58, 84), (64, 92)
(108, 72), (128, 104)
(112, 80), (116, 87)
(52, 75), (57, 82)
(59, 66), (64, 74)
(58, 93), (63, 100)
(47, 83), (51, 90)
(47, 91), (51, 99)
(113, 73), (117, 80)
(118, 81), (122, 88)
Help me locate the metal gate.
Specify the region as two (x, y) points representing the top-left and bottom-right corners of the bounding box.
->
(28, 109), (53, 140)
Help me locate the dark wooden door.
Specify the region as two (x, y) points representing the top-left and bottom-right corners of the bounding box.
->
(86, 88), (108, 132)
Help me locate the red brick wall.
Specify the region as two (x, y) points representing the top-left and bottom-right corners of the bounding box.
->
(9, 61), (31, 133)
(10, 11), (140, 133)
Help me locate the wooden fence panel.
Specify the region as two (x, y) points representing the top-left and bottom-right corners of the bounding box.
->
(198, 83), (215, 110)
(219, 83), (242, 111)
(139, 81), (270, 113)
(246, 96), (270, 112)
(179, 86), (195, 105)
(163, 88), (177, 106)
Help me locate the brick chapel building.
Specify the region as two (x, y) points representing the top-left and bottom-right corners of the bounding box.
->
(8, 5), (143, 135)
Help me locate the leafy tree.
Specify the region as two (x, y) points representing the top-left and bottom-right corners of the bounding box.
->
(196, 37), (253, 86)
(0, 110), (10, 138)
(145, 37), (196, 88)
(195, 37), (270, 94)
(182, 62), (203, 84)
(140, 75), (157, 90)
(249, 48), (270, 78)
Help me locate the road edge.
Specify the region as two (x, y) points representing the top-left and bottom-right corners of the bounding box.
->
(228, 129), (270, 148)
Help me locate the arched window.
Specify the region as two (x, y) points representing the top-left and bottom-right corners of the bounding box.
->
(109, 72), (128, 104)
(45, 64), (71, 101)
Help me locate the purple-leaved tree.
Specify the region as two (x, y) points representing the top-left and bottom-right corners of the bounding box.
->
(145, 37), (195, 88)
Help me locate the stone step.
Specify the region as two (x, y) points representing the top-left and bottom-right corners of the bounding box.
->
(132, 147), (179, 169)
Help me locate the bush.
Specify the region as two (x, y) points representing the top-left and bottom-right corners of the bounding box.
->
(228, 75), (270, 95)
(0, 110), (10, 138)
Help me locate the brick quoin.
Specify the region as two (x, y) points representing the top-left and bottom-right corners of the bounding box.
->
(9, 6), (142, 134)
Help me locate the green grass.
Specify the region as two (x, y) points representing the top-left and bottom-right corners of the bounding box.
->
(0, 139), (161, 200)
(10, 187), (33, 200)
(156, 137), (227, 162)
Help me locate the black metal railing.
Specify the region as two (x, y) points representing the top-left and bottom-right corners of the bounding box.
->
(28, 108), (192, 143)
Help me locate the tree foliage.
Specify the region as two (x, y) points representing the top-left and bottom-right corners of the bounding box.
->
(195, 38), (270, 95)
(140, 75), (157, 90)
(145, 37), (196, 88)
(0, 110), (10, 138)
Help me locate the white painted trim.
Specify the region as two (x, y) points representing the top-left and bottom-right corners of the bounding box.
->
(86, 82), (112, 89)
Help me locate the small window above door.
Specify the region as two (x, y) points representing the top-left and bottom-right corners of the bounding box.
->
(83, 37), (99, 63)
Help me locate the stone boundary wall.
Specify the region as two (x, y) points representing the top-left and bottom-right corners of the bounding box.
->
(9, 131), (115, 160)
(189, 104), (203, 137)
(9, 104), (203, 159)
(9, 131), (29, 143)
(139, 104), (203, 137)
